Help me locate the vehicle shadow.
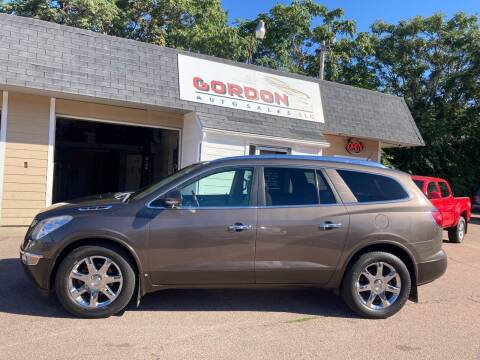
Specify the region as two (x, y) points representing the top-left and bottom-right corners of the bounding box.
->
(0, 257), (355, 319)
(469, 216), (480, 225)
(133, 288), (355, 318)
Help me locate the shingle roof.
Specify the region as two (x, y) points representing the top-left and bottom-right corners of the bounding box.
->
(197, 113), (327, 144)
(0, 14), (423, 147)
(319, 81), (424, 146)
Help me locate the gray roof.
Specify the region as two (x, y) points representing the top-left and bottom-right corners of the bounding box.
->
(0, 14), (423, 146)
(197, 113), (327, 143)
(319, 81), (424, 146)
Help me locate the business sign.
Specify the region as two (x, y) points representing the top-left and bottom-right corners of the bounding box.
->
(178, 54), (324, 123)
(345, 138), (365, 154)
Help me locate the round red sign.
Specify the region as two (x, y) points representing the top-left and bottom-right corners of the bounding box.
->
(345, 139), (364, 154)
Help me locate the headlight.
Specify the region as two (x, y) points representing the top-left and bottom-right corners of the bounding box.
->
(31, 215), (73, 240)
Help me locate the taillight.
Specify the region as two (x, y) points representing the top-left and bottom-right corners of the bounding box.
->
(431, 210), (443, 227)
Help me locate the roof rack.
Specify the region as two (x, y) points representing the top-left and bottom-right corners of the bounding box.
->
(211, 155), (388, 169)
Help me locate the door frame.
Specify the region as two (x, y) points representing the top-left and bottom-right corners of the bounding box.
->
(48, 114), (183, 205)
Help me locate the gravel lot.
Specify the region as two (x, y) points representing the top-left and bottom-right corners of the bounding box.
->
(1, 217), (479, 360)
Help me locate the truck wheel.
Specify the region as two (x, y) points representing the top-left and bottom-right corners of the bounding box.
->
(341, 252), (411, 319)
(55, 245), (136, 318)
(448, 216), (466, 243)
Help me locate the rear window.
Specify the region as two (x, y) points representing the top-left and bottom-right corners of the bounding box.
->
(338, 170), (409, 203)
(413, 180), (424, 190)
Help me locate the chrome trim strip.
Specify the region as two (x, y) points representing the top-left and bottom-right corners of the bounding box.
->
(78, 205), (113, 211)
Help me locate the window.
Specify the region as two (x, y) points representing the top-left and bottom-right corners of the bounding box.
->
(316, 171), (337, 204)
(438, 182), (451, 198)
(338, 170), (408, 203)
(178, 168), (253, 207)
(249, 145), (290, 155)
(427, 182), (438, 196)
(264, 167), (319, 206)
(413, 180), (424, 190)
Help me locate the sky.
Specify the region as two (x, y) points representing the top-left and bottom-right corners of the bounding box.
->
(221, 0), (479, 32)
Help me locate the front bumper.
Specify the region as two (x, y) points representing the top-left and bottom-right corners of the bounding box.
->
(20, 250), (53, 291)
(417, 249), (447, 285)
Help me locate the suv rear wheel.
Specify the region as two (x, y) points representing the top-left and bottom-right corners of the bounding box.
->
(341, 251), (411, 319)
(55, 245), (136, 318)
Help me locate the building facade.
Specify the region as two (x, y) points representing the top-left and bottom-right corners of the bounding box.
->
(0, 14), (424, 227)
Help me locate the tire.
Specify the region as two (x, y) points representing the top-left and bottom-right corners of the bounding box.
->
(341, 251), (411, 319)
(448, 216), (466, 243)
(55, 245), (136, 318)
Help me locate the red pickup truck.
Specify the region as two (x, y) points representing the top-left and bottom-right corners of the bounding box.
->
(412, 176), (471, 243)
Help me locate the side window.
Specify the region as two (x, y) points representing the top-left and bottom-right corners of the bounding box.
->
(264, 167), (318, 206)
(337, 170), (408, 203)
(438, 182), (451, 198)
(427, 182), (439, 196)
(316, 170), (337, 204)
(179, 168), (253, 207)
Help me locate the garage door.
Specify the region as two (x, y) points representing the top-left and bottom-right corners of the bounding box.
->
(53, 118), (179, 203)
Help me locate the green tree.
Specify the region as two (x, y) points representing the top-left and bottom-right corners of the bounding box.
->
(115, 0), (247, 60)
(237, 0), (355, 77)
(4, 0), (120, 33)
(3, 0), (246, 60)
(363, 13), (480, 195)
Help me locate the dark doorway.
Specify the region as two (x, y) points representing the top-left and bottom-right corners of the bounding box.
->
(53, 118), (179, 203)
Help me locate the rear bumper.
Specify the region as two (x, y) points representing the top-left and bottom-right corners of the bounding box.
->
(417, 249), (447, 285)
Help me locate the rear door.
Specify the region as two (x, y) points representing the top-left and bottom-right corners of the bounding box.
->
(255, 166), (349, 284)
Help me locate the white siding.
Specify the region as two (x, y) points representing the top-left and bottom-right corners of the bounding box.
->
(291, 145), (323, 156)
(201, 133), (247, 161)
(181, 113), (202, 167)
(200, 130), (326, 162)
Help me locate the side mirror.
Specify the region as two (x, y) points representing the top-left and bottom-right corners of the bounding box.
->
(162, 189), (182, 208)
(428, 191), (441, 200)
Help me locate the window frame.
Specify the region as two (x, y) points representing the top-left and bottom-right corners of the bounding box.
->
(258, 165), (340, 208)
(336, 168), (412, 205)
(147, 165), (259, 209)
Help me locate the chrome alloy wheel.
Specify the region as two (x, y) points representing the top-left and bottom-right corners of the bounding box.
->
(355, 262), (401, 310)
(67, 256), (123, 309)
(457, 218), (466, 241)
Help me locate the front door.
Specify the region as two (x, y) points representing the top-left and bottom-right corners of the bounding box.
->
(255, 167), (350, 284)
(147, 167), (257, 285)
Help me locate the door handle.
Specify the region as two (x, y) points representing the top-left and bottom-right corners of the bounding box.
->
(228, 223), (252, 232)
(319, 222), (342, 231)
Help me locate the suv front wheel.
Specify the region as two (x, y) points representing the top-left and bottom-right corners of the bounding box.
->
(55, 245), (136, 318)
(341, 251), (411, 319)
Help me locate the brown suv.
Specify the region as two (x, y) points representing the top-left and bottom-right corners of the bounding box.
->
(20, 156), (447, 319)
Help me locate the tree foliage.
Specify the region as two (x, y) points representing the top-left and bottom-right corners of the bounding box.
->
(1, 1), (479, 195)
(369, 14), (480, 195)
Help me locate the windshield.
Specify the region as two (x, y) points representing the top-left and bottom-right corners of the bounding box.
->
(130, 163), (205, 201)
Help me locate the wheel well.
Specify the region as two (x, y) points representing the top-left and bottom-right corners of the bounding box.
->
(343, 243), (418, 301)
(49, 238), (140, 291)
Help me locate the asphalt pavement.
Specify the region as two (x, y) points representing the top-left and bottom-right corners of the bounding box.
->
(0, 217), (479, 359)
